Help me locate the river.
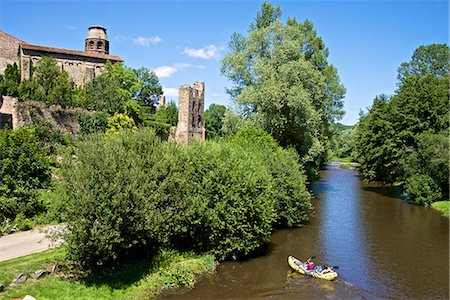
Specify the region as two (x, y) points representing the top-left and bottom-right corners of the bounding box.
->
(160, 164), (449, 299)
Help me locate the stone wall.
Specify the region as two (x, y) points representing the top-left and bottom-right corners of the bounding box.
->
(20, 49), (109, 86)
(0, 96), (19, 129)
(0, 95), (96, 134)
(174, 81), (205, 143)
(0, 31), (21, 74)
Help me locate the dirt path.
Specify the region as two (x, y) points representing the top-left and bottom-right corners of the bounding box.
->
(0, 225), (64, 262)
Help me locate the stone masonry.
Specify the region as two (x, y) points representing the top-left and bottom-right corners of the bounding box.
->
(0, 30), (23, 73)
(174, 81), (205, 143)
(1, 26), (122, 86)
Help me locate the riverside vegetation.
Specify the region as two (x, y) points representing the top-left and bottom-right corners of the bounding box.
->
(1, 4), (329, 297)
(353, 44), (449, 205)
(3, 1), (446, 299)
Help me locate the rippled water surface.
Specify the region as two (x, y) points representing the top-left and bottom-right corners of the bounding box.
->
(160, 164), (449, 299)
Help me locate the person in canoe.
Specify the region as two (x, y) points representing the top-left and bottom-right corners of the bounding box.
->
(319, 265), (333, 274)
(304, 258), (315, 270)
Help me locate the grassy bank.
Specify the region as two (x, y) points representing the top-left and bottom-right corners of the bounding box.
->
(1, 248), (216, 299)
(431, 201), (450, 217)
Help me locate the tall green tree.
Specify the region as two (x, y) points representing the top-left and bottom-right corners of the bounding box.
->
(33, 57), (73, 105)
(354, 44), (449, 204)
(205, 104), (227, 139)
(221, 2), (345, 173)
(397, 44), (449, 84)
(133, 67), (163, 109)
(0, 63), (20, 97)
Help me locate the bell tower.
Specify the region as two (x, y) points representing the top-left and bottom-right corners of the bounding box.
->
(85, 25), (109, 54)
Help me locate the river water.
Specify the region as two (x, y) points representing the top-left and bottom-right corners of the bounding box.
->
(160, 164), (449, 299)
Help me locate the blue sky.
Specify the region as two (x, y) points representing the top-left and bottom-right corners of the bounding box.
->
(1, 0), (448, 125)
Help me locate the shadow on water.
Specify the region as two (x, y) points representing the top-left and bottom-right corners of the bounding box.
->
(362, 185), (403, 199)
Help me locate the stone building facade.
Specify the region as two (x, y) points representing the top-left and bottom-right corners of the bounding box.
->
(0, 25), (123, 86)
(174, 81), (205, 143)
(0, 30), (23, 73)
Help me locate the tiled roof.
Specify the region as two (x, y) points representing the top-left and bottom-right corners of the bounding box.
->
(20, 43), (123, 62)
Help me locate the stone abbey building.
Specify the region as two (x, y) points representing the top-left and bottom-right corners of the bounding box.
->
(0, 25), (123, 86)
(0, 25), (205, 143)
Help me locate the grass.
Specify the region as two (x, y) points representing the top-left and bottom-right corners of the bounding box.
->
(0, 248), (216, 299)
(431, 201), (450, 217)
(330, 156), (353, 163)
(0, 247), (66, 287)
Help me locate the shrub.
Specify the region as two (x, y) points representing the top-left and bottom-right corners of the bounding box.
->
(60, 128), (164, 267)
(77, 112), (109, 135)
(59, 128), (279, 268)
(229, 127), (312, 226)
(0, 127), (51, 223)
(150, 140), (276, 260)
(404, 174), (442, 205)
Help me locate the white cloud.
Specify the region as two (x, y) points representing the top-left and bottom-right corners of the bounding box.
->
(66, 26), (78, 31)
(163, 87), (179, 97)
(153, 63), (205, 78)
(183, 45), (222, 60)
(133, 36), (162, 47)
(154, 66), (178, 78)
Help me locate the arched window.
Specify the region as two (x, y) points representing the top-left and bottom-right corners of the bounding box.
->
(97, 41), (103, 50)
(89, 41), (94, 50)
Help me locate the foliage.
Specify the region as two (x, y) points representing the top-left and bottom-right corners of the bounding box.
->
(229, 127), (312, 226)
(151, 140), (276, 260)
(205, 104), (227, 139)
(133, 67), (163, 108)
(354, 44), (449, 204)
(78, 112), (109, 135)
(329, 123), (355, 160)
(58, 128), (162, 267)
(18, 78), (46, 102)
(221, 2), (345, 175)
(431, 201), (449, 217)
(57, 127), (309, 268)
(33, 57), (73, 105)
(143, 101), (178, 137)
(397, 44), (449, 84)
(0, 63), (20, 97)
(404, 174), (442, 205)
(0, 248), (215, 300)
(106, 112), (137, 134)
(0, 127), (51, 223)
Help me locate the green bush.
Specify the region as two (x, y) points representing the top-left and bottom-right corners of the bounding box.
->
(59, 128), (280, 268)
(229, 127), (312, 226)
(77, 112), (109, 135)
(404, 174), (442, 205)
(59, 128), (162, 267)
(0, 127), (51, 223)
(151, 140), (276, 260)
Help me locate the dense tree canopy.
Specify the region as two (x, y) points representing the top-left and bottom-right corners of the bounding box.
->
(354, 44), (449, 204)
(221, 1), (345, 173)
(205, 104), (227, 139)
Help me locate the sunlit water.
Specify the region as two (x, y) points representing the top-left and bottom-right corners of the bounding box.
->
(160, 164), (449, 299)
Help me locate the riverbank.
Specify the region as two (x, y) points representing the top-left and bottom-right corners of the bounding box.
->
(432, 201), (450, 217)
(0, 247), (216, 299)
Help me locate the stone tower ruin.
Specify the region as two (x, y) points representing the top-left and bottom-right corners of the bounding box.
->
(85, 25), (109, 54)
(174, 81), (205, 143)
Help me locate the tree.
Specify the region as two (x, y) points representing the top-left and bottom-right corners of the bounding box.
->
(133, 67), (163, 109)
(397, 44), (449, 84)
(0, 127), (51, 222)
(354, 44), (449, 204)
(221, 2), (345, 174)
(205, 104), (227, 139)
(0, 63), (20, 97)
(33, 57), (73, 105)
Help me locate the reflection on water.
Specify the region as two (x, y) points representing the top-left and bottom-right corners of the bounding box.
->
(160, 164), (449, 300)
